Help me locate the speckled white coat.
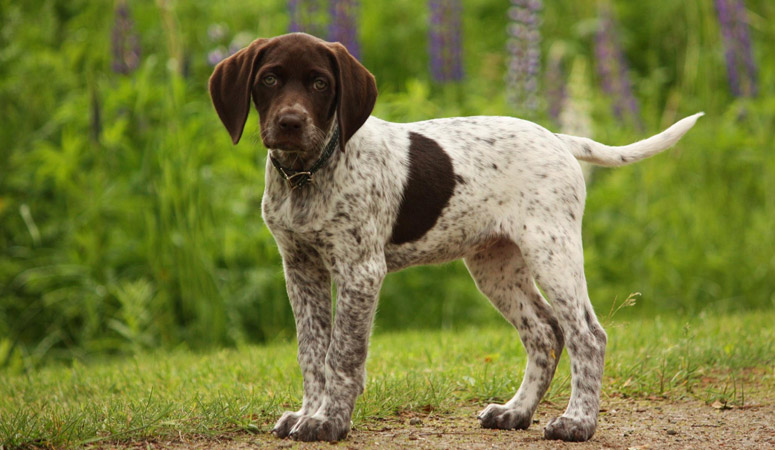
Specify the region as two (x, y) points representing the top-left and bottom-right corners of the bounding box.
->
(261, 112), (704, 442)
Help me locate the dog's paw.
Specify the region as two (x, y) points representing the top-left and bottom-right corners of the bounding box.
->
(271, 410), (304, 438)
(289, 414), (350, 442)
(543, 415), (596, 442)
(477, 403), (532, 430)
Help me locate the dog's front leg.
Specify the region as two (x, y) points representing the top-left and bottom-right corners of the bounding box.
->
(271, 245), (332, 438)
(289, 256), (386, 442)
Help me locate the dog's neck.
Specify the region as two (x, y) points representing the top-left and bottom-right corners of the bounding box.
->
(267, 121), (341, 191)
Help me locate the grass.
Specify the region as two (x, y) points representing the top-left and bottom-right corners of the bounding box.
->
(1, 310), (774, 449)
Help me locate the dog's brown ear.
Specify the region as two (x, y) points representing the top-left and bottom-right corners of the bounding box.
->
(209, 38), (271, 145)
(326, 43), (378, 152)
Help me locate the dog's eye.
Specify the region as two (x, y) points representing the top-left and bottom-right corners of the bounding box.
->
(313, 78), (328, 91)
(262, 75), (278, 87)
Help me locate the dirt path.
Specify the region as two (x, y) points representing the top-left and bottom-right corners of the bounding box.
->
(107, 396), (775, 449)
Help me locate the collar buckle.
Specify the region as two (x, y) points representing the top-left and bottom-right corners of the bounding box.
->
(279, 170), (313, 190)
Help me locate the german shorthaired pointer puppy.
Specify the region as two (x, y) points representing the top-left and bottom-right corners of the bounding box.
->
(209, 32), (702, 443)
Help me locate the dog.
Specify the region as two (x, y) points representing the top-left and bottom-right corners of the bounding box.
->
(209, 32), (702, 442)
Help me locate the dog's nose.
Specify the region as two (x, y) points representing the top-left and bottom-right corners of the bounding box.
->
(278, 113), (304, 131)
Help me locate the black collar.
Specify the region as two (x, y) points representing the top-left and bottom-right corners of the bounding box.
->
(270, 126), (340, 190)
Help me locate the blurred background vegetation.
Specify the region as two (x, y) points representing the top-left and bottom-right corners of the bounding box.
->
(1, 0), (773, 372)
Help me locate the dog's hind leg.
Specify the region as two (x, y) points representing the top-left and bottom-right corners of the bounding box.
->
(517, 217), (607, 442)
(465, 238), (564, 431)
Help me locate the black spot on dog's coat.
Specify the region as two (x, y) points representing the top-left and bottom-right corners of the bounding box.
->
(390, 132), (456, 244)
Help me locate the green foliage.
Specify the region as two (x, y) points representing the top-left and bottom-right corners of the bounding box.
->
(1, 312), (773, 448)
(1, 0), (774, 367)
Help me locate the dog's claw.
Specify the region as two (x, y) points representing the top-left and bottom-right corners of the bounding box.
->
(272, 410), (305, 439)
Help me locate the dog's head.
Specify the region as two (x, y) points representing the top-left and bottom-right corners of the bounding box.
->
(209, 33), (377, 156)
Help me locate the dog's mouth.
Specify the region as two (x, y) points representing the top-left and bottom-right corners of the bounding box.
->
(261, 134), (310, 153)
(269, 142), (307, 153)
(261, 121), (333, 159)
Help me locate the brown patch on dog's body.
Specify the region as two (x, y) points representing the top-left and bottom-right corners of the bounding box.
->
(390, 132), (457, 245)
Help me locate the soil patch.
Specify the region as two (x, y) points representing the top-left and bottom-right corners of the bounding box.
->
(99, 396), (775, 449)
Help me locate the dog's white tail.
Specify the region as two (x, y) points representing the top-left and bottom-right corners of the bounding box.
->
(556, 112), (704, 167)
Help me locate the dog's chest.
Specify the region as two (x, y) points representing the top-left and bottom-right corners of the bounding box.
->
(261, 175), (388, 259)
(262, 188), (331, 239)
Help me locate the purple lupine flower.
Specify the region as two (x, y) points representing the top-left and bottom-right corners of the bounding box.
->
(429, 0), (444, 81)
(288, 0), (326, 37)
(733, 0), (758, 96)
(207, 32), (253, 67)
(289, 0), (303, 32)
(594, 6), (642, 129)
(506, 0), (541, 112)
(111, 0), (141, 74)
(545, 46), (566, 123)
(448, 0), (464, 81)
(207, 23), (228, 43)
(329, 0), (360, 59)
(428, 0), (464, 83)
(716, 0), (740, 96)
(207, 47), (228, 66)
(715, 0), (757, 97)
